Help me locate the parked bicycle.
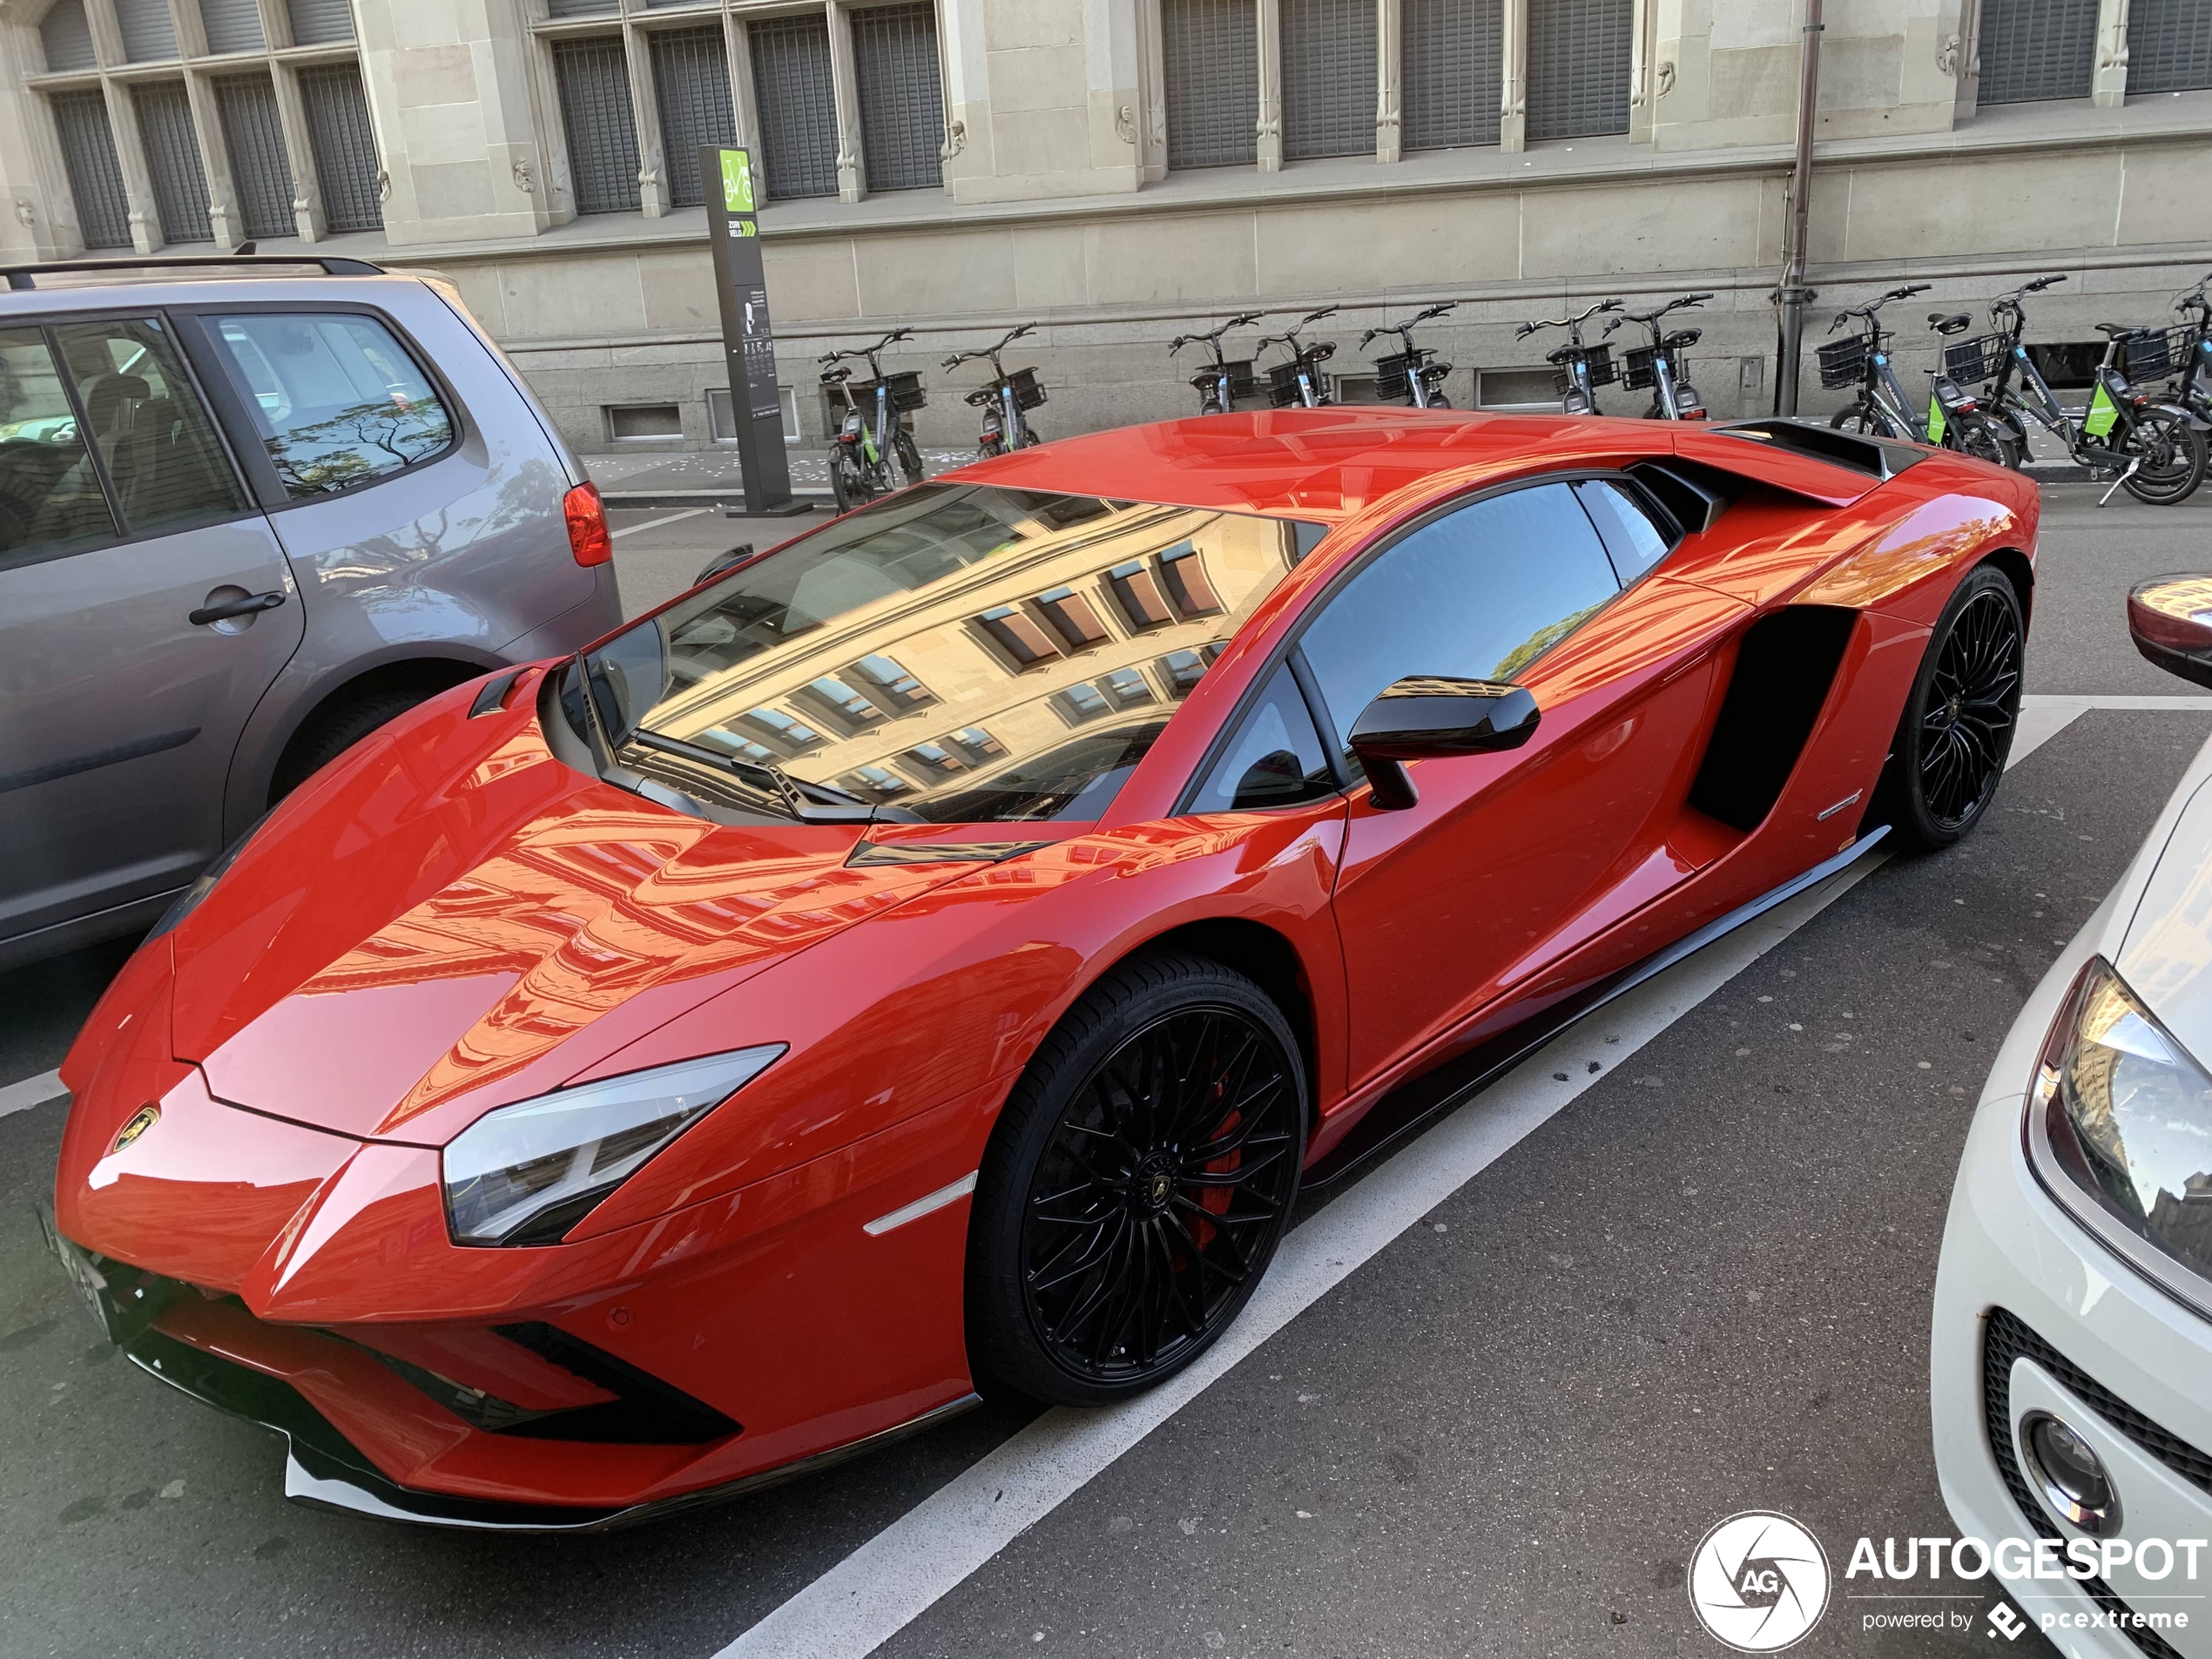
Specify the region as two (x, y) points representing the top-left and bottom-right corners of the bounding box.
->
(944, 323), (1047, 458)
(1256, 305), (1340, 408)
(1170, 311), (1264, 415)
(2143, 269), (2212, 428)
(1603, 293), (1710, 420)
(1817, 285), (2013, 469)
(819, 327), (926, 513)
(1966, 274), (2205, 504)
(1516, 299), (1622, 414)
(1359, 301), (1456, 409)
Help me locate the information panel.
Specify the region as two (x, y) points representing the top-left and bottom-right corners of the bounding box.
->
(703, 146), (802, 515)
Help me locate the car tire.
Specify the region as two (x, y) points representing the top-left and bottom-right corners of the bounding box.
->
(965, 954), (1307, 1408)
(270, 688), (432, 802)
(1874, 565), (2024, 852)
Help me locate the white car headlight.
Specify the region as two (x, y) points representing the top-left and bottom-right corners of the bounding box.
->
(442, 1046), (784, 1247)
(2031, 957), (2212, 1285)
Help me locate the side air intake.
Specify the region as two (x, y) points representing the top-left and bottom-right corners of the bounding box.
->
(1689, 606), (1860, 833)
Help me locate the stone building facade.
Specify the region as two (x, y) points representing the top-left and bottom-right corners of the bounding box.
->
(0, 0), (2205, 457)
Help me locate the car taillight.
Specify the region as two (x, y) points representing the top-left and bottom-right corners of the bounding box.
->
(564, 481), (611, 568)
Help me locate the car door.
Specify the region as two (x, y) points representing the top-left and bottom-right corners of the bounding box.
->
(1300, 478), (1737, 1093)
(0, 313), (302, 959)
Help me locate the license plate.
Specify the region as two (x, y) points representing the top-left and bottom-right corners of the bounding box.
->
(35, 1206), (113, 1336)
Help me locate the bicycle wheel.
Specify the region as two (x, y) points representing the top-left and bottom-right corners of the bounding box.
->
(894, 428), (925, 487)
(1990, 405), (2031, 470)
(1015, 423), (1043, 449)
(827, 452), (853, 514)
(1831, 401), (1901, 440)
(1954, 414), (2017, 470)
(2120, 409), (2207, 505)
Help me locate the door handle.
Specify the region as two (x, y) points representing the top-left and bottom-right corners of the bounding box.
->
(188, 590), (287, 626)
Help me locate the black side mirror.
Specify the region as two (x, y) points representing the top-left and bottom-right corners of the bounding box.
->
(695, 543), (755, 585)
(1348, 677), (1541, 810)
(2128, 576), (2212, 690)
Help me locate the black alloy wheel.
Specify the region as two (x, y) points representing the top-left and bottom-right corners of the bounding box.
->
(1879, 567), (2023, 850)
(967, 956), (1306, 1406)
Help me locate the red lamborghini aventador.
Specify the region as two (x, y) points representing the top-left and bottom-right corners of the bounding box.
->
(47, 408), (2034, 1528)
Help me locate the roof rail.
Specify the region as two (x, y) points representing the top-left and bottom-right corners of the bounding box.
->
(0, 253), (385, 291)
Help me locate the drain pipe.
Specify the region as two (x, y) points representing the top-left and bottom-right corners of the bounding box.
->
(1773, 0), (1824, 416)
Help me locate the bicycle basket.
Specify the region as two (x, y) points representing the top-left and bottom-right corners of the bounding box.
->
(2122, 325), (2194, 382)
(1622, 346), (1659, 392)
(1372, 350), (1420, 400)
(1940, 334), (2010, 385)
(1265, 358), (1311, 406)
(854, 371), (928, 413)
(1816, 334), (1869, 389)
(1005, 367), (1048, 410)
(1544, 341), (1616, 395)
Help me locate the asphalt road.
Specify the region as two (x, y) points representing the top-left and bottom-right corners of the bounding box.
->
(1, 483), (2208, 1658)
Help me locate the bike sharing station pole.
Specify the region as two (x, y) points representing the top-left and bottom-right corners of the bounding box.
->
(703, 145), (807, 516)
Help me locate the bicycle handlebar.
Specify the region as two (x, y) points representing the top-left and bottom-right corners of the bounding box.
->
(1169, 311), (1264, 354)
(818, 326), (914, 366)
(941, 321), (1040, 374)
(1516, 297), (1622, 339)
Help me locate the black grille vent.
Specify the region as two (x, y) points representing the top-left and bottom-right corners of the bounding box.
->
(1981, 1309), (2197, 1658)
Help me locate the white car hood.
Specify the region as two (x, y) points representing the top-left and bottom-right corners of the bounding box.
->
(2118, 742), (2212, 1058)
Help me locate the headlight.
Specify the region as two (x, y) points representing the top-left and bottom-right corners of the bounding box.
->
(442, 1046), (784, 1247)
(2030, 957), (2212, 1285)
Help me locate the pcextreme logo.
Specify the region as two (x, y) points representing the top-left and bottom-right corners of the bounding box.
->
(1688, 1511), (1832, 1652)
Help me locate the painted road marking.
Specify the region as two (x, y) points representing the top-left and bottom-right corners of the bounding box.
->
(610, 507), (711, 539)
(0, 1069), (64, 1120)
(713, 703), (2155, 1659)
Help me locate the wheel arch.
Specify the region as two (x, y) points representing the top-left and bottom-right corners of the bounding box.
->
(1980, 545), (2035, 632)
(1109, 914), (1323, 1124)
(262, 653), (496, 808)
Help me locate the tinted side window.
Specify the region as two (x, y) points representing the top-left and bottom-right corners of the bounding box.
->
(1300, 482), (1621, 762)
(1575, 480), (1675, 583)
(208, 312), (454, 499)
(0, 327), (117, 567)
(51, 315), (246, 536)
(1188, 664), (1336, 813)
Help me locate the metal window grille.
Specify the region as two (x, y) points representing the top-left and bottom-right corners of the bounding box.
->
(214, 74), (295, 240)
(1977, 0), (2098, 103)
(200, 0), (266, 55)
(546, 0), (618, 14)
(1525, 0), (1631, 141)
(114, 0), (178, 62)
(285, 0), (356, 47)
(550, 36), (642, 216)
(651, 28), (737, 206)
(2128, 0), (2212, 94)
(39, 0), (96, 73)
(132, 81), (214, 243)
(749, 12), (839, 200)
(51, 91), (131, 249)
(852, 3), (945, 192)
(1163, 0), (1258, 169)
(1402, 0), (1501, 150)
(299, 63), (383, 232)
(1281, 0), (1376, 160)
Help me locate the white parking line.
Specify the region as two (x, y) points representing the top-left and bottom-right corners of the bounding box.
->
(0, 1069), (64, 1120)
(2013, 693), (2212, 766)
(715, 707), (2134, 1659)
(610, 507), (711, 539)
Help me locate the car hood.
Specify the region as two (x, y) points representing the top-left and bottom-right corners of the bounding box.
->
(167, 683), (995, 1143)
(2119, 761), (2212, 1062)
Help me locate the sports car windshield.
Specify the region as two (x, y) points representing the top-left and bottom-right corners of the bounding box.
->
(565, 484), (1325, 824)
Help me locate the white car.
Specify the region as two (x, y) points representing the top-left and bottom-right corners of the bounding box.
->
(1934, 577), (2212, 1656)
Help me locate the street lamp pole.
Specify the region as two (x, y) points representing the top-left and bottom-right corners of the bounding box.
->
(1773, 0), (1824, 415)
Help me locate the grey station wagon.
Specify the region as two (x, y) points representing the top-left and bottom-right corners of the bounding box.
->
(0, 255), (622, 969)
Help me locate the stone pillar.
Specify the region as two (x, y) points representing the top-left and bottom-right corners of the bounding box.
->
(1629, 0), (1654, 142)
(2092, 0), (2130, 108)
(826, 0), (866, 203)
(349, 0), (556, 246)
(184, 71), (244, 248)
(266, 62), (326, 240)
(0, 24), (76, 257)
(1500, 0), (1527, 152)
(1950, 0), (1983, 118)
(1136, 0), (1167, 180)
(1256, 0), (1281, 171)
(624, 20), (668, 218)
(1376, 0), (1400, 162)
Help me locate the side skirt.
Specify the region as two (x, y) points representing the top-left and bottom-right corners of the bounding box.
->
(1301, 826), (1890, 1192)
